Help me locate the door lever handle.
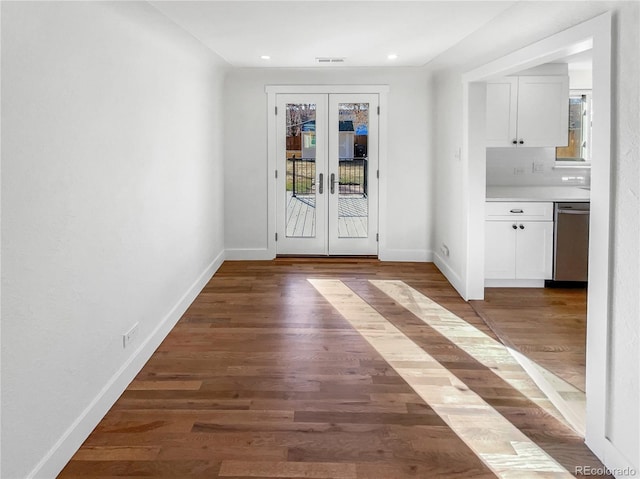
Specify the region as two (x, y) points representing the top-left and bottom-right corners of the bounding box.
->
(330, 173), (336, 194)
(319, 173), (324, 194)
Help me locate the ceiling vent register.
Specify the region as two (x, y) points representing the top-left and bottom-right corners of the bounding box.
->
(315, 57), (346, 64)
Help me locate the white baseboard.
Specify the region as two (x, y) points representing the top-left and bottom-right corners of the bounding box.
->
(379, 249), (433, 262)
(485, 278), (545, 288)
(226, 247), (431, 263)
(508, 347), (585, 436)
(433, 252), (466, 299)
(599, 442), (640, 479)
(28, 250), (225, 479)
(225, 248), (273, 260)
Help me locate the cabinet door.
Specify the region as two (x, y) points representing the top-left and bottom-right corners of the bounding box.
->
(485, 221), (517, 279)
(485, 78), (518, 147)
(516, 76), (569, 147)
(515, 221), (553, 279)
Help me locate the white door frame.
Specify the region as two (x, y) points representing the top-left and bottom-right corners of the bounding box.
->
(460, 13), (622, 471)
(266, 85), (389, 258)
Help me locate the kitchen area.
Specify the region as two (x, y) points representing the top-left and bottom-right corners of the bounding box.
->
(473, 53), (593, 432)
(483, 58), (592, 289)
(485, 185), (591, 287)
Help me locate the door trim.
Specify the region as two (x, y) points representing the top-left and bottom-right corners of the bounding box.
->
(266, 85), (389, 259)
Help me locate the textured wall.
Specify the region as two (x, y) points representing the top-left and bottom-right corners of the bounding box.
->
(1, 3), (228, 477)
(606, 4), (639, 467)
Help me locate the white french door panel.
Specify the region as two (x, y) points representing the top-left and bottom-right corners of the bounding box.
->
(276, 94), (328, 255)
(275, 92), (379, 256)
(328, 94), (379, 256)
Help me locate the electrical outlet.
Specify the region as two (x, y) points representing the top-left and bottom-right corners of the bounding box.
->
(533, 161), (544, 173)
(123, 322), (139, 349)
(513, 167), (525, 175)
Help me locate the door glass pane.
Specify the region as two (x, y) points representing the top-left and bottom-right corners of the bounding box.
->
(337, 103), (368, 238)
(286, 103), (316, 237)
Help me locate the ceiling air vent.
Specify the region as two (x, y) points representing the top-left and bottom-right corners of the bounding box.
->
(316, 57), (345, 64)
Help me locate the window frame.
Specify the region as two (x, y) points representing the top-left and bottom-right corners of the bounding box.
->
(555, 89), (592, 167)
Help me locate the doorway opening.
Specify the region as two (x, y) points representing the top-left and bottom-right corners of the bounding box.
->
(274, 92), (379, 256)
(460, 13), (614, 466)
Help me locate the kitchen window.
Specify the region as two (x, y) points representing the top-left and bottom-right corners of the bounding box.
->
(556, 90), (592, 165)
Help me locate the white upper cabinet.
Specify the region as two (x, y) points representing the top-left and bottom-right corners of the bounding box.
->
(486, 75), (569, 147)
(486, 78), (518, 147)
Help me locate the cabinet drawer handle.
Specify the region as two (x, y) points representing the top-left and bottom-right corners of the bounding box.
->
(512, 139), (517, 145)
(558, 209), (590, 216)
(519, 224), (525, 229)
(510, 209), (524, 213)
(519, 139), (524, 145)
(512, 224), (517, 229)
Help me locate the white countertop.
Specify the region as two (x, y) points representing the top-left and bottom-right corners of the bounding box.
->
(486, 186), (590, 202)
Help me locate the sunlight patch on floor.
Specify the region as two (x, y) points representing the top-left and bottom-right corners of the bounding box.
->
(508, 347), (586, 435)
(370, 280), (575, 430)
(308, 278), (573, 478)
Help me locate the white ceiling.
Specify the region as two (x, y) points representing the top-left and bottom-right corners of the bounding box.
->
(150, 1), (517, 68)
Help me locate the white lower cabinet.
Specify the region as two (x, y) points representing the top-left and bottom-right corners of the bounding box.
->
(485, 202), (553, 285)
(514, 221), (553, 279)
(486, 221), (517, 278)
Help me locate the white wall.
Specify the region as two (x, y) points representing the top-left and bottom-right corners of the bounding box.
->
(224, 68), (434, 261)
(433, 3), (639, 473)
(570, 69), (593, 89)
(432, 71), (466, 289)
(606, 4), (639, 469)
(1, 2), (228, 478)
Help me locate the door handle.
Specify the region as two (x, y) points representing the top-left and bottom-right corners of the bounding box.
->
(330, 173), (336, 194)
(319, 173), (324, 194)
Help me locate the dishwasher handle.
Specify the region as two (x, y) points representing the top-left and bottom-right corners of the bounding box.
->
(557, 209), (590, 215)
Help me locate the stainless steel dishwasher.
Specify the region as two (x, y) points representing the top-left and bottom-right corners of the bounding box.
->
(553, 202), (590, 282)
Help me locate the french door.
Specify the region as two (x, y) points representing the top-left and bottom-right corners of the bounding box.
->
(275, 93), (379, 256)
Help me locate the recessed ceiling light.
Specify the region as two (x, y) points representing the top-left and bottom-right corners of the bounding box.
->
(387, 53), (398, 60)
(260, 55), (271, 60)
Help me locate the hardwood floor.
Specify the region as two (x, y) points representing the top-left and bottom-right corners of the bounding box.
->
(470, 287), (587, 392)
(58, 260), (608, 478)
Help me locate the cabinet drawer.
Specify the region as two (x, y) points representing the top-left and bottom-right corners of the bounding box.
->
(485, 202), (553, 221)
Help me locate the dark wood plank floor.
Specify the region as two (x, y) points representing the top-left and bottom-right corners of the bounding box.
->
(470, 286), (587, 392)
(58, 260), (606, 478)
